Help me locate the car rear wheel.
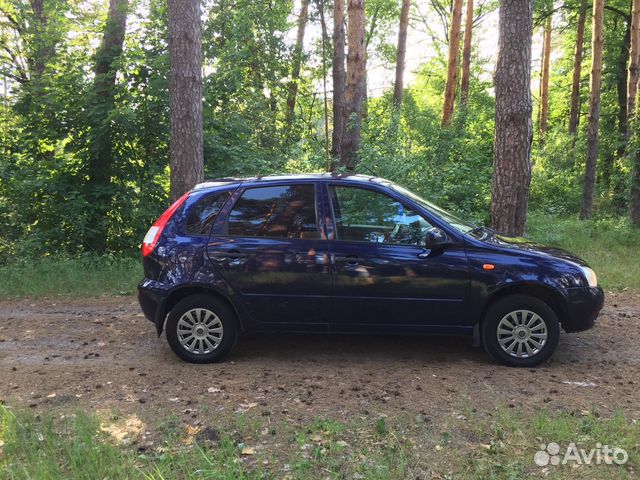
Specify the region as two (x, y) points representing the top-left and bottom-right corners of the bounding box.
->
(166, 294), (238, 363)
(481, 294), (560, 367)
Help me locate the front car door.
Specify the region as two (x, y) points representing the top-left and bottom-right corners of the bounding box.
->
(208, 182), (332, 330)
(326, 183), (471, 333)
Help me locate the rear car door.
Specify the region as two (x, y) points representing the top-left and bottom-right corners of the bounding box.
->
(326, 183), (470, 332)
(208, 182), (332, 329)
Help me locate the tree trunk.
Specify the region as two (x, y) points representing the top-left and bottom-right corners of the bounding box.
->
(629, 0), (640, 225)
(86, 0), (128, 253)
(579, 0), (604, 220)
(628, 0), (640, 121)
(331, 0), (346, 167)
(539, 15), (552, 145)
(285, 0), (310, 133)
(362, 66), (368, 119)
(632, 153), (640, 224)
(569, 3), (587, 135)
(362, 4), (383, 120)
(339, 0), (366, 170)
(317, 0), (330, 166)
(619, 21), (631, 140)
(393, 0), (410, 108)
(168, 0), (204, 202)
(460, 0), (473, 105)
(362, 6), (379, 120)
(490, 0), (533, 237)
(28, 0), (53, 80)
(25, 0), (62, 113)
(605, 19), (630, 185)
(441, 0), (463, 126)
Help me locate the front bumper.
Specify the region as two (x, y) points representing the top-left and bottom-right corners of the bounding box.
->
(562, 286), (604, 333)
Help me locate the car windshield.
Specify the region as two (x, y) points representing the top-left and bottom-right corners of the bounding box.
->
(390, 184), (477, 234)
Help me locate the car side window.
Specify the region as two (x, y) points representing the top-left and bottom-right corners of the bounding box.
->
(185, 191), (232, 235)
(227, 184), (319, 239)
(330, 186), (432, 246)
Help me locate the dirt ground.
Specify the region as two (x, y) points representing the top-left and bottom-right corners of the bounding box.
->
(1, 292), (639, 426)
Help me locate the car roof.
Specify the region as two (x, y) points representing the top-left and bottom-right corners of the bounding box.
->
(193, 173), (393, 191)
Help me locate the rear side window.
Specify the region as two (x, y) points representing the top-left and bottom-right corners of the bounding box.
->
(227, 184), (318, 238)
(184, 191), (232, 235)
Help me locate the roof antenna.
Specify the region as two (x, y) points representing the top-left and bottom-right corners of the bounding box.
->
(356, 162), (378, 177)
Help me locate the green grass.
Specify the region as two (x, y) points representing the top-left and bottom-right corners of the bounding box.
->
(1, 405), (637, 479)
(527, 213), (640, 290)
(0, 254), (141, 298)
(0, 406), (256, 479)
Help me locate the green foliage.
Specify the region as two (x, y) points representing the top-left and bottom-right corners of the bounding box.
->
(0, 0), (639, 267)
(468, 407), (639, 479)
(375, 416), (388, 435)
(0, 0), (305, 260)
(527, 213), (640, 290)
(0, 406), (259, 479)
(530, 130), (585, 216)
(533, 0), (633, 219)
(0, 254), (140, 298)
(1, 404), (638, 479)
(357, 57), (495, 224)
(0, 406), (139, 479)
(203, 0), (293, 173)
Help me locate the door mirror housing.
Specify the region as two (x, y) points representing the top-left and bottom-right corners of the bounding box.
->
(423, 227), (452, 249)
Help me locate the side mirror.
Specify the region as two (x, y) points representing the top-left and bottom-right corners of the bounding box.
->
(424, 227), (452, 249)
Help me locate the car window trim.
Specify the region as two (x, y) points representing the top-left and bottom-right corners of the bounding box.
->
(220, 183), (323, 240)
(182, 189), (235, 237)
(326, 183), (433, 247)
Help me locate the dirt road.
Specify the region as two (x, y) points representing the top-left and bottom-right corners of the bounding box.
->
(1, 293), (639, 424)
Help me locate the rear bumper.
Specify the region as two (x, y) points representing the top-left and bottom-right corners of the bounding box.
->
(137, 279), (169, 335)
(562, 286), (604, 333)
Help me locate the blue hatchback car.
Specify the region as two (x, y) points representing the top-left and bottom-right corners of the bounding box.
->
(138, 174), (604, 367)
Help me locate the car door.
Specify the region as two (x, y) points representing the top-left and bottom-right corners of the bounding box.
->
(326, 183), (470, 332)
(208, 182), (332, 329)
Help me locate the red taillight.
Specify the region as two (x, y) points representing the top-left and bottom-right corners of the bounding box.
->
(142, 192), (190, 257)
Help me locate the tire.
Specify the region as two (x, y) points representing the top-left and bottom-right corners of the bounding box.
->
(481, 294), (560, 367)
(165, 294), (238, 363)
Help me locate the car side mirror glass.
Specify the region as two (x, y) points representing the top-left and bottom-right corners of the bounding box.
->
(423, 227), (451, 249)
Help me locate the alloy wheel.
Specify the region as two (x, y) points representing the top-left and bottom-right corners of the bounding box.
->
(496, 309), (548, 358)
(176, 308), (224, 355)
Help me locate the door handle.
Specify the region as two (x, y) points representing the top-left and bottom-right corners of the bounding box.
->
(211, 249), (245, 262)
(335, 255), (360, 266)
(227, 249), (243, 260)
(417, 250), (431, 259)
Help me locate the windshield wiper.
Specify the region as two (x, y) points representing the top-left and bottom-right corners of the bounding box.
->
(467, 225), (493, 237)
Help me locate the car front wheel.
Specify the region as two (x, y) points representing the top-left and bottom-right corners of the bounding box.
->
(165, 294), (238, 363)
(481, 294), (560, 367)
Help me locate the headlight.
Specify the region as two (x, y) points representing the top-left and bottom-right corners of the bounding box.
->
(579, 266), (598, 287)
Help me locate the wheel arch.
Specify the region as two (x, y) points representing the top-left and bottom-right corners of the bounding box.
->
(479, 283), (568, 331)
(156, 285), (243, 336)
